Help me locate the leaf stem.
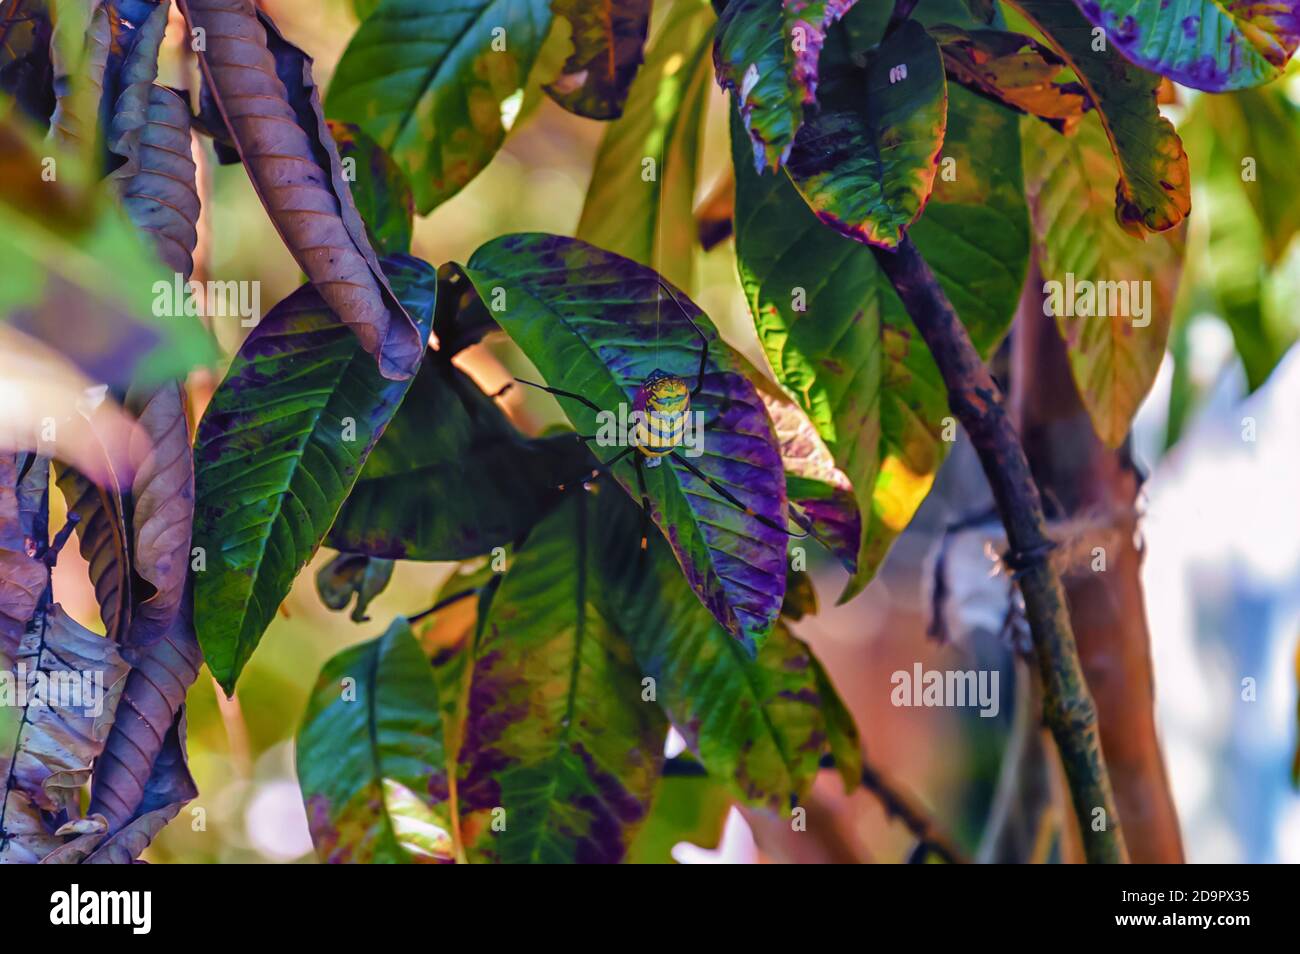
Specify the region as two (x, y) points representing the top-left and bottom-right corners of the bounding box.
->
(871, 235), (1128, 864)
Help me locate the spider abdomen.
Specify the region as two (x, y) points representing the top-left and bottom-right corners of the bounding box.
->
(633, 370), (690, 458)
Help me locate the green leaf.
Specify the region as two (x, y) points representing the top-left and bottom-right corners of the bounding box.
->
(1004, 0), (1190, 235)
(1073, 0), (1299, 91)
(327, 0), (554, 215)
(457, 490), (668, 863)
(784, 18), (948, 248)
(1022, 113), (1185, 447)
(591, 482), (849, 812)
(327, 120), (415, 257)
(576, 0), (716, 290)
(192, 256), (435, 694)
(714, 0), (863, 171)
(733, 83), (1029, 598)
(297, 618), (457, 863)
(544, 0), (651, 119)
(464, 233), (790, 653)
(326, 354), (590, 561)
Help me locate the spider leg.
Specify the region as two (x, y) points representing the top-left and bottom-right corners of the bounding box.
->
(558, 445), (636, 492)
(654, 278), (710, 398)
(634, 454), (653, 553)
(672, 452), (807, 538)
(512, 376), (603, 414)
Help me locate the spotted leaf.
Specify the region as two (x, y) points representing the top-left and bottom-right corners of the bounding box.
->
(457, 491), (668, 863)
(785, 18), (948, 248)
(297, 618), (458, 863)
(544, 0), (651, 119)
(1006, 0), (1191, 234)
(714, 0), (861, 171)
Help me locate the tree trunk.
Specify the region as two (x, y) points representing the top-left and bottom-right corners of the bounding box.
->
(1010, 262), (1185, 863)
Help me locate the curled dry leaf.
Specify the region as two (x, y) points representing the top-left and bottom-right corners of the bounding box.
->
(124, 381), (194, 650)
(174, 0), (424, 379)
(0, 604), (131, 864)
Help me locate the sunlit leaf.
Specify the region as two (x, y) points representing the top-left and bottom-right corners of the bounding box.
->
(930, 24), (1090, 132)
(734, 83), (1029, 598)
(577, 0), (716, 290)
(298, 618), (457, 863)
(1023, 113), (1185, 446)
(464, 233), (789, 653)
(327, 0), (553, 215)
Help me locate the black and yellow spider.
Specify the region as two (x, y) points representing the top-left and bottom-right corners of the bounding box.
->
(511, 280), (799, 550)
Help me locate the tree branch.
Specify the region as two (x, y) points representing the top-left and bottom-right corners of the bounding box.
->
(871, 236), (1128, 864)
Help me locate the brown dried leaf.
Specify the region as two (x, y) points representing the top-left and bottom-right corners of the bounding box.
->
(175, 0), (424, 378)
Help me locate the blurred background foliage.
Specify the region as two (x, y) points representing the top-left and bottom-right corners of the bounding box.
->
(13, 0), (1299, 862)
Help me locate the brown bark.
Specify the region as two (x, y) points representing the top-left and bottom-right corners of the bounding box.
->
(1010, 262), (1184, 863)
(872, 237), (1127, 863)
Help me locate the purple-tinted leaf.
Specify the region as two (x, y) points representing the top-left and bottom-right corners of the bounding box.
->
(465, 233), (788, 653)
(55, 420), (134, 643)
(0, 604), (130, 863)
(89, 588), (202, 833)
(1074, 0), (1300, 91)
(714, 0), (861, 171)
(0, 453), (47, 653)
(544, 0), (652, 119)
(123, 381), (193, 650)
(458, 491), (668, 863)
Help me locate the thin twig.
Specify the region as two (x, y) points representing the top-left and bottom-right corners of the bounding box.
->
(870, 236), (1127, 863)
(408, 587), (480, 625)
(855, 760), (969, 864)
(885, 0), (921, 38)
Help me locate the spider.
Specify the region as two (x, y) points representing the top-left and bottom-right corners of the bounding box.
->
(511, 279), (800, 550)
